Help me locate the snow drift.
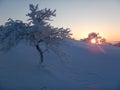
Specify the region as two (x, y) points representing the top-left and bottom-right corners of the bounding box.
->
(0, 39), (120, 90)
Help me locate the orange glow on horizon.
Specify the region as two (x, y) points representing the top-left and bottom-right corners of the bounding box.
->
(71, 31), (120, 43)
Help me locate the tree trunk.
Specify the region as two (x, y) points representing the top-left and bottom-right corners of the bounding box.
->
(35, 44), (43, 64)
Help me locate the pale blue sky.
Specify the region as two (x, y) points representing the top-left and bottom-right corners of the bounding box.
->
(0, 0), (120, 41)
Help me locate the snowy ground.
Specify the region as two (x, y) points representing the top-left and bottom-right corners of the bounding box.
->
(0, 39), (120, 90)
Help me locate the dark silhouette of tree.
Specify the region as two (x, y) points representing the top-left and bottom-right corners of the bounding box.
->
(0, 4), (71, 64)
(81, 32), (106, 44)
(100, 38), (106, 44)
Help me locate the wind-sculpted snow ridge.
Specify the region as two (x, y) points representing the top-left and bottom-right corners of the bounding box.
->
(0, 39), (120, 90)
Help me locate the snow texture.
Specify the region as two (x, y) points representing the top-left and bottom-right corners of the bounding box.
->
(0, 39), (120, 90)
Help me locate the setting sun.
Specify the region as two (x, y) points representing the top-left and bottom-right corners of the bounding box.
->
(91, 39), (96, 44)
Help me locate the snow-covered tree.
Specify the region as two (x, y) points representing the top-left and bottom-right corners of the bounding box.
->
(0, 4), (71, 64)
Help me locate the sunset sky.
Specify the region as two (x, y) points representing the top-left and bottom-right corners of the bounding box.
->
(0, 0), (120, 42)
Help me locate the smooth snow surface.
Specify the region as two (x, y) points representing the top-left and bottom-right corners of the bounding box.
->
(0, 39), (120, 90)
